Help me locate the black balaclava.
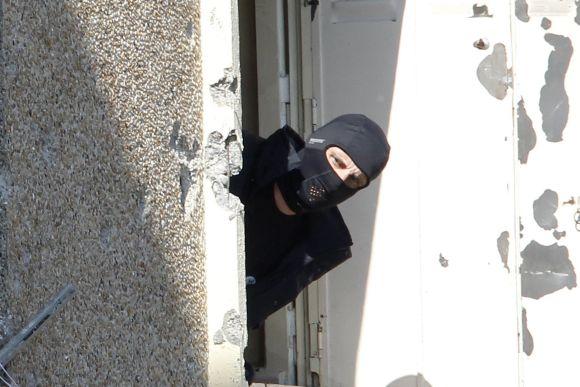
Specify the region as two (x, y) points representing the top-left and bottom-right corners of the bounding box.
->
(277, 114), (390, 214)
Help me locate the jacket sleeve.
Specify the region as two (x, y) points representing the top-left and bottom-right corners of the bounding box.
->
(246, 241), (352, 329)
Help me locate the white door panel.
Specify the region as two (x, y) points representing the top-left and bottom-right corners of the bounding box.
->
(416, 2), (519, 387)
(312, 1), (422, 386)
(312, 1), (520, 386)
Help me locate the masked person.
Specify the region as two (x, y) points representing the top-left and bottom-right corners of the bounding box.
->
(229, 114), (390, 329)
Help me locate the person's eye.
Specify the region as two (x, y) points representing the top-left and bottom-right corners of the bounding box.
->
(333, 156), (347, 168)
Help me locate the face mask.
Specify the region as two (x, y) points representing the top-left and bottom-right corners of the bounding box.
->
(276, 145), (358, 214)
(277, 114), (390, 214)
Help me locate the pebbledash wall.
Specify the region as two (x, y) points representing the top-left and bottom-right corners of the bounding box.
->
(0, 0), (246, 385)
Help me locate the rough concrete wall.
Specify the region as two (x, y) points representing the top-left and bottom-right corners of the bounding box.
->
(1, 1), (207, 384)
(0, 0), (8, 347)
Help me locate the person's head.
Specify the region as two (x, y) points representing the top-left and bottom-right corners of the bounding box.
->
(277, 114), (390, 214)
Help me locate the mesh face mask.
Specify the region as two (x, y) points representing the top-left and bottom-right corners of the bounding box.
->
(277, 114), (390, 214)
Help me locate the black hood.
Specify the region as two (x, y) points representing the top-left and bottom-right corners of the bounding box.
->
(277, 114), (390, 214)
(305, 114), (390, 182)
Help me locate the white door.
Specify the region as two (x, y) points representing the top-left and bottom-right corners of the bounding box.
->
(308, 1), (520, 386)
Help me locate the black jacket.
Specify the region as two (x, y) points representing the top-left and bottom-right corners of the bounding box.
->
(230, 127), (353, 328)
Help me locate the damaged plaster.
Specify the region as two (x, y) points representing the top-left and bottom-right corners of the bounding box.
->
(477, 43), (511, 100)
(204, 130), (243, 214)
(576, 1), (580, 25)
(517, 98), (537, 164)
(516, 0), (530, 22)
(520, 241), (576, 299)
(540, 34), (573, 142)
(497, 231), (510, 272)
(387, 374), (433, 387)
(169, 120), (203, 218)
(533, 189), (559, 230)
(201, 0), (246, 384)
(522, 308), (534, 356)
(209, 68), (238, 107)
(213, 309), (242, 347)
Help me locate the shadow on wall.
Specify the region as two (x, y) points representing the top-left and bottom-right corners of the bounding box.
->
(3, 2), (207, 384)
(387, 374), (432, 387)
(319, 1), (407, 385)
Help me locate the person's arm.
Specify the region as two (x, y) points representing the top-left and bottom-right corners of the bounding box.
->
(246, 242), (351, 328)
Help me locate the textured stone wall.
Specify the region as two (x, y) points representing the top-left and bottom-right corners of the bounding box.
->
(1, 1), (207, 384)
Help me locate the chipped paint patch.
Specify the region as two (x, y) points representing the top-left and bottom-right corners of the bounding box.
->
(522, 308), (534, 356)
(553, 230), (567, 240)
(439, 253), (449, 268)
(540, 34), (573, 142)
(520, 241), (576, 299)
(517, 98), (537, 164)
(474, 38), (490, 50)
(387, 374), (433, 387)
(576, 0), (580, 24)
(516, 0), (531, 21)
(471, 4), (493, 17)
(477, 43), (510, 100)
(497, 231), (510, 272)
(541, 17), (552, 30)
(533, 189), (559, 230)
